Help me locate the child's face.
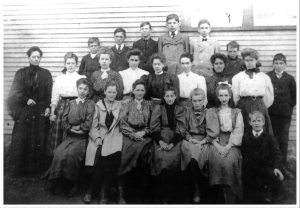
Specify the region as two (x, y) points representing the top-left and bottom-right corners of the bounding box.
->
(213, 58), (225, 73)
(249, 115), (265, 132)
(218, 89), (231, 106)
(28, 51), (42, 66)
(128, 55), (140, 69)
(89, 42), (100, 54)
(77, 84), (89, 99)
(65, 58), (77, 73)
(164, 90), (176, 105)
(180, 57), (192, 73)
(244, 56), (258, 69)
(114, 32), (125, 45)
(133, 84), (146, 101)
(198, 23), (211, 37)
(227, 46), (238, 59)
(152, 59), (164, 74)
(140, 25), (152, 39)
(192, 94), (205, 110)
(104, 86), (117, 102)
(273, 60), (286, 73)
(99, 54), (111, 69)
(166, 18), (180, 32)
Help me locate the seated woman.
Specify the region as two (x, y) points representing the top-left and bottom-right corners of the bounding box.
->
(83, 80), (123, 204)
(118, 79), (154, 202)
(206, 82), (244, 204)
(45, 78), (95, 197)
(205, 53), (231, 108)
(141, 52), (180, 105)
(181, 88), (218, 203)
(150, 83), (186, 204)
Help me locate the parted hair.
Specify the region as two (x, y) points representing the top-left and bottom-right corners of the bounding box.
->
(126, 48), (143, 60)
(179, 52), (194, 63)
(97, 47), (114, 60)
(140, 21), (152, 29)
(150, 52), (166, 64)
(104, 80), (117, 91)
(241, 48), (259, 60)
(249, 110), (265, 122)
(166, 13), (179, 22)
(198, 19), (211, 27)
(64, 52), (78, 64)
(132, 79), (147, 91)
(88, 37), (100, 46)
(215, 83), (235, 108)
(27, 46), (43, 57)
(76, 78), (92, 91)
(189, 88), (206, 102)
(114, 27), (126, 38)
(210, 53), (227, 65)
(273, 53), (287, 64)
(226, 40), (240, 51)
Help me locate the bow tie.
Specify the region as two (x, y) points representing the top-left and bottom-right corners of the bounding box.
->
(202, 38), (207, 42)
(245, 68), (260, 79)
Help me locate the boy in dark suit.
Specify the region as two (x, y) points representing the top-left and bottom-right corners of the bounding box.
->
(267, 53), (296, 179)
(78, 37), (101, 80)
(158, 13), (189, 75)
(110, 28), (131, 72)
(132, 22), (158, 74)
(223, 41), (244, 82)
(190, 19), (220, 78)
(241, 110), (284, 204)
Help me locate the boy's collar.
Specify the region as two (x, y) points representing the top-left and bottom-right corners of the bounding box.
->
(115, 43), (124, 50)
(252, 129), (263, 138)
(76, 97), (86, 105)
(200, 35), (209, 41)
(169, 30), (178, 36)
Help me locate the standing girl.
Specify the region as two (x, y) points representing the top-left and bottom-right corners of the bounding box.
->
(150, 83), (186, 203)
(48, 53), (85, 155)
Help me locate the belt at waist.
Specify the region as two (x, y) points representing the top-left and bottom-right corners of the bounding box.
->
(189, 132), (206, 136)
(61, 96), (77, 101)
(240, 96), (263, 100)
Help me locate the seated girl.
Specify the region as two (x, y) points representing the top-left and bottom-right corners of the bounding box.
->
(45, 78), (95, 197)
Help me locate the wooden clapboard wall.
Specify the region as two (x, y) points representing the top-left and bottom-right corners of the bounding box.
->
(3, 3), (297, 141)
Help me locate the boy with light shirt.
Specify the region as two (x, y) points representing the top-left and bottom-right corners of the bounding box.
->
(110, 28), (131, 72)
(241, 110), (284, 204)
(190, 19), (220, 78)
(78, 37), (101, 80)
(158, 13), (189, 75)
(132, 22), (158, 74)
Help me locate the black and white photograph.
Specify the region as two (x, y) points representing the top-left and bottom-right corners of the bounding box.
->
(1, 0), (299, 206)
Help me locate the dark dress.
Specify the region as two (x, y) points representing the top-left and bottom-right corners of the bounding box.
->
(205, 69), (231, 108)
(78, 53), (100, 80)
(132, 38), (158, 74)
(141, 72), (180, 104)
(118, 100), (154, 175)
(7, 64), (53, 175)
(47, 99), (95, 181)
(149, 104), (186, 176)
(223, 56), (244, 82)
(110, 45), (131, 72)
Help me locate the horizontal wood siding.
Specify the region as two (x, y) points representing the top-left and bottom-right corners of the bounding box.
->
(3, 3), (297, 141)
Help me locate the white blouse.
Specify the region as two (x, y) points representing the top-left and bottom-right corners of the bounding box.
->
(219, 108), (244, 147)
(51, 72), (86, 106)
(232, 71), (274, 108)
(119, 68), (149, 94)
(177, 71), (207, 104)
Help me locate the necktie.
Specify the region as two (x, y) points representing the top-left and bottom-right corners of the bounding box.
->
(202, 38), (207, 42)
(171, 31), (175, 38)
(275, 72), (282, 78)
(245, 68), (260, 79)
(144, 39), (148, 46)
(101, 70), (108, 79)
(118, 45), (121, 51)
(255, 133), (259, 138)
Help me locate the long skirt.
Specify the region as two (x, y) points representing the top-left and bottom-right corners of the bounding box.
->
(47, 98), (75, 156)
(47, 133), (87, 181)
(181, 134), (208, 171)
(118, 135), (152, 175)
(150, 128), (182, 176)
(236, 97), (273, 135)
(208, 132), (242, 200)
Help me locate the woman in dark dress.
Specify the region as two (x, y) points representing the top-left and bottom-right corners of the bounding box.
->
(118, 79), (154, 202)
(205, 53), (231, 109)
(150, 83), (186, 204)
(45, 78), (95, 197)
(7, 46), (53, 177)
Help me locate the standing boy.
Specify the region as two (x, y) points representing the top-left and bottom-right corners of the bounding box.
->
(78, 37), (101, 80)
(241, 110), (284, 204)
(267, 53), (296, 179)
(223, 41), (244, 82)
(132, 22), (158, 74)
(110, 28), (131, 72)
(190, 19), (220, 78)
(158, 13), (189, 75)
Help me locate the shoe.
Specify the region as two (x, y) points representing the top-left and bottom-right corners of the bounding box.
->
(99, 186), (108, 204)
(193, 184), (201, 203)
(283, 166), (295, 179)
(117, 183), (126, 204)
(83, 193), (93, 204)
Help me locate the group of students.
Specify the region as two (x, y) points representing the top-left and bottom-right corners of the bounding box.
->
(7, 13), (296, 205)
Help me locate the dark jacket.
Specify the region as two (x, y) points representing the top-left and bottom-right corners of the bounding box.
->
(132, 38), (158, 74)
(78, 53), (100, 80)
(110, 45), (131, 72)
(241, 131), (283, 173)
(267, 70), (296, 116)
